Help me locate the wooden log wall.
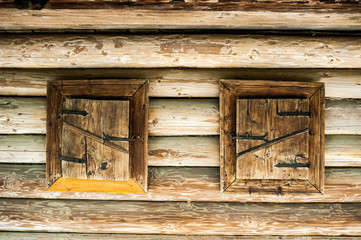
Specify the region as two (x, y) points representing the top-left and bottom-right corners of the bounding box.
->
(0, 33), (361, 237)
(0, 0), (361, 31)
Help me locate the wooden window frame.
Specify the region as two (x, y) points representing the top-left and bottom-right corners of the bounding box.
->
(46, 79), (149, 193)
(220, 80), (325, 194)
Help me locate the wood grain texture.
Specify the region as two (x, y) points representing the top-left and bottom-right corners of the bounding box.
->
(149, 98), (219, 136)
(1, 233), (361, 240)
(62, 99), (130, 181)
(0, 6), (361, 31)
(325, 98), (361, 135)
(326, 135), (361, 167)
(0, 135), (46, 163)
(0, 198), (361, 235)
(148, 136), (219, 167)
(0, 135), (359, 167)
(1, 34), (361, 68)
(1, 97), (359, 135)
(1, 164), (361, 202)
(1, 68), (361, 99)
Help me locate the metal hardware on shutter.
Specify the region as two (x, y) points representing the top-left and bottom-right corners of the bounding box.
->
(103, 134), (141, 142)
(61, 110), (89, 116)
(275, 163), (311, 168)
(59, 155), (86, 164)
(236, 128), (309, 159)
(277, 112), (311, 117)
(62, 121), (129, 154)
(228, 133), (268, 142)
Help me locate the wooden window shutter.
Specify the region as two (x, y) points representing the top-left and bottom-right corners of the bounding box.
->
(46, 80), (148, 193)
(220, 80), (325, 194)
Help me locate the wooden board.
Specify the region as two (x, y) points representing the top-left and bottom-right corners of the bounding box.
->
(2, 233), (361, 240)
(0, 198), (361, 235)
(2, 135), (360, 167)
(1, 68), (361, 99)
(61, 99), (130, 181)
(1, 97), (359, 135)
(1, 34), (361, 68)
(1, 164), (361, 202)
(0, 4), (361, 31)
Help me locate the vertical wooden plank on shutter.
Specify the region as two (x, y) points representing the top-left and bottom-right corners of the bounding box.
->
(220, 82), (237, 192)
(308, 87), (325, 193)
(130, 82), (149, 192)
(46, 83), (64, 187)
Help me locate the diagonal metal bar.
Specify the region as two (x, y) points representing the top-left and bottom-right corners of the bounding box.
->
(62, 121), (129, 154)
(236, 128), (309, 159)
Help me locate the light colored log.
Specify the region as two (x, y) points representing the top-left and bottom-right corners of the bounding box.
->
(0, 197), (361, 234)
(325, 98), (361, 135)
(0, 135), (46, 163)
(149, 99), (219, 136)
(1, 135), (360, 167)
(326, 135), (361, 167)
(1, 97), (359, 135)
(148, 136), (219, 166)
(1, 34), (361, 68)
(1, 233), (360, 240)
(0, 7), (361, 31)
(1, 164), (361, 202)
(0, 97), (46, 134)
(2, 69), (361, 99)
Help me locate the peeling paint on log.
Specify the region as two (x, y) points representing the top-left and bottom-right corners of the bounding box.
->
(0, 35), (360, 68)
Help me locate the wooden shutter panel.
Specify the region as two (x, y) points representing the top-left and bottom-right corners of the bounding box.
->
(220, 80), (325, 194)
(61, 99), (130, 181)
(46, 79), (148, 193)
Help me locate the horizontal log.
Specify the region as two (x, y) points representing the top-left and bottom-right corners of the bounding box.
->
(1, 68), (361, 99)
(1, 164), (361, 202)
(325, 135), (361, 167)
(1, 97), (359, 135)
(1, 233), (360, 240)
(2, 135), (360, 167)
(325, 98), (361, 135)
(1, 34), (361, 68)
(0, 2), (361, 31)
(0, 197), (361, 234)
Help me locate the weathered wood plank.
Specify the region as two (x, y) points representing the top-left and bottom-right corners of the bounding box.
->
(326, 135), (361, 167)
(0, 197), (360, 235)
(1, 69), (361, 99)
(149, 99), (219, 136)
(325, 98), (361, 135)
(0, 5), (361, 31)
(148, 136), (219, 167)
(0, 135), (46, 163)
(1, 164), (361, 202)
(1, 135), (360, 167)
(1, 97), (359, 135)
(1, 35), (361, 68)
(1, 233), (361, 240)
